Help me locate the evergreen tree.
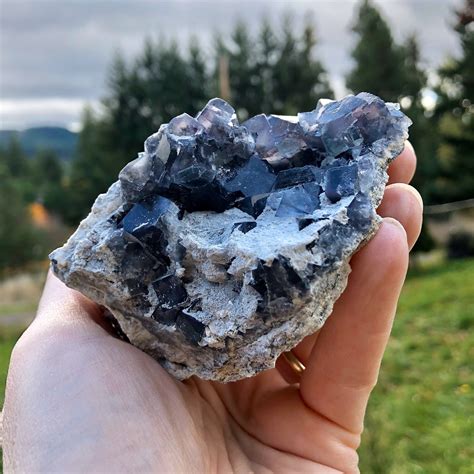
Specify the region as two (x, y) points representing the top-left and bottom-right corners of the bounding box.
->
(34, 149), (63, 186)
(227, 21), (260, 118)
(101, 40), (211, 169)
(0, 137), (36, 203)
(257, 19), (278, 113)
(188, 38), (211, 112)
(102, 51), (146, 168)
(347, 0), (406, 102)
(401, 35), (426, 100)
(434, 0), (474, 202)
(216, 15), (332, 117)
(33, 149), (65, 214)
(299, 16), (334, 104)
(0, 136), (30, 178)
(347, 1), (442, 207)
(400, 35), (440, 204)
(67, 107), (110, 223)
(272, 15), (333, 115)
(0, 162), (47, 271)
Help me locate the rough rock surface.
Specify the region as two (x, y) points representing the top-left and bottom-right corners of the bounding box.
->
(50, 93), (411, 382)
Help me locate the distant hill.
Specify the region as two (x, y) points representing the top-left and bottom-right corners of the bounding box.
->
(0, 127), (78, 161)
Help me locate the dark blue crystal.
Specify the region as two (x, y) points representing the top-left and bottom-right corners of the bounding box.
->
(244, 114), (309, 169)
(119, 241), (169, 296)
(152, 308), (181, 326)
(243, 114), (272, 150)
(346, 193), (374, 231)
(122, 195), (172, 235)
(273, 165), (322, 190)
(251, 257), (309, 305)
(298, 217), (317, 230)
(176, 313), (206, 344)
(152, 274), (188, 307)
(232, 221), (257, 234)
(224, 154), (276, 197)
(236, 194), (268, 218)
(113, 93), (408, 323)
(121, 195), (173, 257)
(318, 96), (366, 156)
(120, 93), (407, 220)
(271, 183), (321, 218)
(119, 154), (158, 202)
(196, 98), (237, 130)
(324, 163), (359, 203)
(118, 94), (403, 222)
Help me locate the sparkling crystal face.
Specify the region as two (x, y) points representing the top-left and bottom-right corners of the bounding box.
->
(50, 92), (411, 381)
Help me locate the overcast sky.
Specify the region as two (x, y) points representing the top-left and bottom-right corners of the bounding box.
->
(0, 0), (463, 130)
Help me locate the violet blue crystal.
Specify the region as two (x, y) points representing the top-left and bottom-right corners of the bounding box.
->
(50, 93), (411, 381)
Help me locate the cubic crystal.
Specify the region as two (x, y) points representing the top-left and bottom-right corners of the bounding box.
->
(50, 93), (411, 382)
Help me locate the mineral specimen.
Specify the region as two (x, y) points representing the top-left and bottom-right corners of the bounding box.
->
(50, 93), (411, 382)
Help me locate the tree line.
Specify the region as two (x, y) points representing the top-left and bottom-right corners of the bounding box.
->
(1, 0), (473, 270)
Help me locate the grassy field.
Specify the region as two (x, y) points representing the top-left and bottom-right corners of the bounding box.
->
(359, 258), (474, 473)
(0, 260), (473, 472)
(0, 271), (45, 318)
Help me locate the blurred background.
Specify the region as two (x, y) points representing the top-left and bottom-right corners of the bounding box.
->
(0, 0), (473, 471)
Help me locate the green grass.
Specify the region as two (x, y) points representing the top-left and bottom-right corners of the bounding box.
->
(0, 261), (473, 472)
(359, 258), (474, 473)
(0, 328), (24, 407)
(0, 303), (37, 317)
(0, 270), (45, 318)
(0, 326), (25, 473)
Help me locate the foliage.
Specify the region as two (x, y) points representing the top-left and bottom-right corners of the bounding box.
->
(347, 0), (407, 102)
(101, 40), (211, 167)
(216, 16), (333, 118)
(31, 149), (65, 213)
(0, 163), (49, 271)
(433, 0), (474, 203)
(347, 0), (440, 205)
(0, 136), (30, 178)
(65, 107), (110, 224)
(359, 258), (474, 473)
(272, 15), (333, 115)
(401, 36), (441, 204)
(0, 138), (70, 272)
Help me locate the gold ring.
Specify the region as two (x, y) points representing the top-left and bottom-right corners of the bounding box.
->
(283, 350), (306, 377)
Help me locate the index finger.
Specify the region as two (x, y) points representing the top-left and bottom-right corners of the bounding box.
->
(299, 219), (409, 434)
(388, 141), (416, 184)
(31, 271), (106, 335)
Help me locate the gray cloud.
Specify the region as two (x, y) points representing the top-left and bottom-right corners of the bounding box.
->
(0, 0), (464, 129)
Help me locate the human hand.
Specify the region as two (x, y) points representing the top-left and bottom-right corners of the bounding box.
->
(3, 143), (422, 473)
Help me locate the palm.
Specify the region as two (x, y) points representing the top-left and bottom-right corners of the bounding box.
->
(75, 330), (358, 472)
(4, 146), (421, 473)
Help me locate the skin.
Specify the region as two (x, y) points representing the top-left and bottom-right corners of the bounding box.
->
(3, 143), (422, 473)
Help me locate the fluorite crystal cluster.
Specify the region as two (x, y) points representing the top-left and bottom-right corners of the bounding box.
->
(50, 93), (411, 381)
